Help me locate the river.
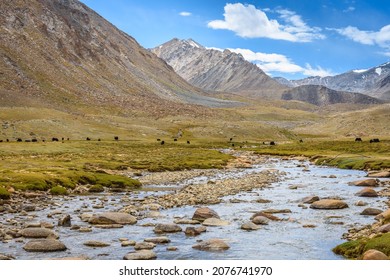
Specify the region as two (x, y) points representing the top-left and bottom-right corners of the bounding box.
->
(0, 157), (387, 260)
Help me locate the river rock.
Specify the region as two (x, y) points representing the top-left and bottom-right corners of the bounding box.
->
(310, 199), (348, 210)
(251, 212), (281, 221)
(23, 205), (36, 212)
(174, 219), (200, 225)
(302, 196), (320, 204)
(153, 223), (182, 234)
(202, 218), (229, 226)
(192, 207), (220, 222)
(241, 222), (261, 231)
(351, 179), (378, 187)
(23, 240), (67, 252)
(0, 254), (15, 260)
(192, 239), (230, 251)
(185, 226), (207, 236)
(376, 224), (390, 233)
(254, 198), (272, 203)
(134, 242), (156, 250)
(83, 241), (110, 247)
(263, 209), (292, 214)
(144, 237), (171, 244)
(367, 171), (390, 178)
(121, 240), (136, 247)
(252, 216), (269, 225)
(355, 201), (368, 207)
(88, 212), (137, 225)
(375, 209), (390, 222)
(58, 214), (71, 227)
(19, 228), (58, 239)
(355, 188), (378, 197)
(360, 208), (383, 216)
(123, 250), (157, 260)
(362, 249), (389, 260)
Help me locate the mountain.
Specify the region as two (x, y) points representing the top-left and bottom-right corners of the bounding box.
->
(281, 85), (384, 106)
(151, 38), (286, 99)
(0, 0), (235, 118)
(283, 62), (390, 101)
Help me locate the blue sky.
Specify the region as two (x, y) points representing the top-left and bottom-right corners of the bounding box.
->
(80, 0), (390, 79)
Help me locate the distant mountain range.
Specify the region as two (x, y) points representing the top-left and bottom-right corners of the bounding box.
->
(151, 38), (286, 99)
(275, 62), (390, 101)
(153, 38), (385, 106)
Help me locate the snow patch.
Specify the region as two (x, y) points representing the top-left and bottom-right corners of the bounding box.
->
(353, 69), (368, 73)
(187, 39), (201, 49)
(375, 67), (382, 75)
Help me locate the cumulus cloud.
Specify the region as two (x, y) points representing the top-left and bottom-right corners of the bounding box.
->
(208, 3), (324, 42)
(334, 24), (390, 48)
(228, 48), (334, 77)
(179, 11), (192, 17)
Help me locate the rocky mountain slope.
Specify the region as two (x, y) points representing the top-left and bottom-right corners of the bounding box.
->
(151, 38), (286, 99)
(0, 0), (235, 118)
(279, 62), (390, 101)
(282, 85), (384, 106)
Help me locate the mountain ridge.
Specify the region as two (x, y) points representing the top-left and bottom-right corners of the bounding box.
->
(0, 0), (237, 118)
(151, 38), (287, 99)
(277, 62), (390, 101)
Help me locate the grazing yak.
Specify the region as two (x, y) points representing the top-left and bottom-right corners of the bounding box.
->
(161, 140), (165, 145)
(86, 137), (91, 141)
(114, 136), (119, 141)
(52, 137), (59, 142)
(270, 141), (276, 146)
(370, 138), (380, 143)
(355, 138), (362, 142)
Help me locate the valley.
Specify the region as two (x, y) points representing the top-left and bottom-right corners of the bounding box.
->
(0, 0), (389, 261)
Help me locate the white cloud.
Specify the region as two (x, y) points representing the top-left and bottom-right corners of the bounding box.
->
(179, 12), (192, 17)
(343, 6), (356, 13)
(207, 3), (324, 42)
(334, 24), (390, 48)
(227, 48), (334, 77)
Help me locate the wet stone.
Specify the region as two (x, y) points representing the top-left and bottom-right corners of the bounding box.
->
(134, 242), (156, 250)
(84, 241), (110, 247)
(19, 228), (57, 239)
(23, 240), (67, 252)
(192, 239), (230, 251)
(192, 207), (220, 222)
(144, 237), (171, 244)
(360, 208), (383, 216)
(241, 222), (261, 231)
(123, 250), (156, 260)
(153, 223), (182, 234)
(58, 214), (71, 227)
(202, 218), (230, 226)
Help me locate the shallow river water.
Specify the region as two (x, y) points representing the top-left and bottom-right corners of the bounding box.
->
(0, 158), (387, 260)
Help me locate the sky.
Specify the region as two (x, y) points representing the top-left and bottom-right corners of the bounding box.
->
(79, 0), (390, 80)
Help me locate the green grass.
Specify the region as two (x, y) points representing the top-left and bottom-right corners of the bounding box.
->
(0, 187), (11, 199)
(333, 233), (390, 259)
(50, 186), (68, 195)
(0, 141), (233, 194)
(252, 140), (390, 170)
